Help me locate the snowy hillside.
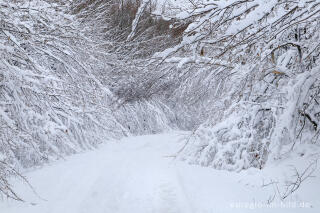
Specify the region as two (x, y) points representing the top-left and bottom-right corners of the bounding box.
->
(0, 0), (320, 212)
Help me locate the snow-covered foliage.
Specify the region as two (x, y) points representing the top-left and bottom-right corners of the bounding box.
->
(0, 0), (119, 199)
(1, 0), (320, 202)
(0, 0), (176, 200)
(154, 0), (320, 170)
(70, 0), (320, 172)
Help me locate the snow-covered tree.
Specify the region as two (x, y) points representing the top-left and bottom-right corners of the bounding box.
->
(151, 0), (320, 170)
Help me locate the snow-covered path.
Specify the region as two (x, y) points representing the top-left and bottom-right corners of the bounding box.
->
(0, 132), (319, 213)
(0, 132), (193, 213)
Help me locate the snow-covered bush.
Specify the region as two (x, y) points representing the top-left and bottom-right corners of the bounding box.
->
(72, 1), (320, 168)
(0, 0), (178, 200)
(0, 0), (120, 199)
(155, 0), (320, 170)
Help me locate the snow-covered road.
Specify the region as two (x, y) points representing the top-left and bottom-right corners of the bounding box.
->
(0, 132), (319, 213)
(0, 133), (195, 213)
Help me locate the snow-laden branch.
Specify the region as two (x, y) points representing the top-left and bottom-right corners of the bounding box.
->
(127, 0), (151, 41)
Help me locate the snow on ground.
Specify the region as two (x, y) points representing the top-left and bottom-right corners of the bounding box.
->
(0, 132), (319, 213)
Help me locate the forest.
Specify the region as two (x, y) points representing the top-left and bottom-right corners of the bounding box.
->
(0, 0), (319, 212)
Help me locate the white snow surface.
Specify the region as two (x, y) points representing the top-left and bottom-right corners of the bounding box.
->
(0, 132), (319, 213)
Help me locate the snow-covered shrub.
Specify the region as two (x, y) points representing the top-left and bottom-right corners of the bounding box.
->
(70, 0), (185, 131)
(0, 0), (126, 199)
(152, 0), (320, 170)
(0, 0), (181, 199)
